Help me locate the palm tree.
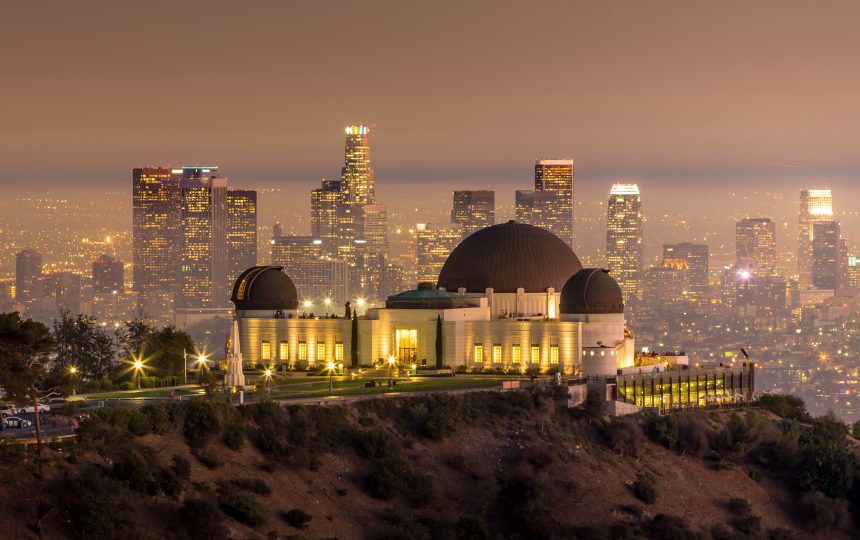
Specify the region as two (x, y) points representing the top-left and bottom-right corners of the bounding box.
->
(0, 312), (56, 474)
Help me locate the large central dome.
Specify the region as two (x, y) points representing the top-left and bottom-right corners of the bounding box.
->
(437, 221), (582, 293)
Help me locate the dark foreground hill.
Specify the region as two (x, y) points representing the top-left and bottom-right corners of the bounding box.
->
(3, 390), (860, 539)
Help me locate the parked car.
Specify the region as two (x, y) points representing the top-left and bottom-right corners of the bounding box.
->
(364, 381), (378, 388)
(3, 416), (30, 429)
(18, 403), (50, 414)
(0, 404), (15, 418)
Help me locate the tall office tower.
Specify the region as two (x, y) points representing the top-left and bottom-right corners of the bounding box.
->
(662, 242), (709, 300)
(272, 220), (283, 238)
(92, 254), (124, 294)
(736, 218), (777, 276)
(132, 167), (182, 308)
(15, 249), (43, 303)
(416, 224), (463, 284)
(311, 179), (341, 256)
(534, 159), (574, 248)
(811, 220), (840, 290)
(605, 184), (643, 301)
(798, 188), (834, 288)
(290, 259), (351, 309)
(180, 167), (229, 308)
(270, 235), (323, 271)
(337, 125), (375, 262)
(839, 237), (849, 289)
(43, 271), (82, 315)
(227, 189), (258, 285)
(355, 204), (389, 299)
(515, 189), (558, 229)
(451, 190), (495, 237)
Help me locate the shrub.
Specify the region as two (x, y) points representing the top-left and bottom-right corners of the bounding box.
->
(183, 399), (221, 449)
(767, 528), (801, 540)
(645, 514), (697, 540)
(223, 420), (246, 450)
(797, 490), (849, 532)
(758, 394), (810, 422)
(195, 450), (223, 470)
(232, 478), (272, 496)
(755, 421), (801, 469)
(281, 508), (311, 529)
(677, 415), (710, 457)
(172, 455), (191, 481)
(608, 522), (634, 540)
(797, 443), (855, 497)
(455, 515), (489, 540)
(725, 497), (752, 516)
(716, 411), (768, 453)
(644, 414), (679, 449)
(355, 428), (400, 460)
(605, 417), (646, 457)
(181, 498), (226, 540)
(731, 515), (761, 535)
(632, 473), (657, 505)
(219, 492), (266, 528)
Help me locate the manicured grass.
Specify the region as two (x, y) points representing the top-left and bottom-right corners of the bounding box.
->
(81, 387), (203, 399)
(268, 377), (502, 400)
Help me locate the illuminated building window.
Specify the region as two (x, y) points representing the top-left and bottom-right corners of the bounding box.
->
(512, 345), (521, 364)
(493, 344), (501, 364)
(335, 342), (344, 362)
(279, 341), (288, 361)
(550, 345), (559, 365)
(530, 345), (540, 364)
(261, 341), (271, 361)
(318, 342), (326, 362)
(474, 344), (483, 364)
(298, 341), (308, 362)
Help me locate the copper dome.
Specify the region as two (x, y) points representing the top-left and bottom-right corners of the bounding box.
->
(231, 266), (298, 310)
(560, 268), (624, 314)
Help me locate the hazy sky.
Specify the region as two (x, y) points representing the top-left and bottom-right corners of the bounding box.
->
(2, 0), (860, 195)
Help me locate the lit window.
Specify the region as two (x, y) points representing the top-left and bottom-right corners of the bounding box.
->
(551, 345), (559, 365)
(474, 344), (483, 363)
(493, 344), (501, 364)
(279, 341), (288, 361)
(298, 341), (308, 362)
(530, 345), (540, 364)
(512, 345), (521, 364)
(318, 342), (326, 362)
(335, 342), (344, 362)
(261, 341), (271, 361)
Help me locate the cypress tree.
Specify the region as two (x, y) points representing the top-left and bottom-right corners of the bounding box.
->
(435, 314), (443, 369)
(351, 311), (359, 368)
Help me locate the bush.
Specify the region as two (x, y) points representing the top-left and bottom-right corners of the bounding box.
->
(677, 415), (710, 457)
(172, 455), (191, 481)
(223, 420), (246, 450)
(605, 417), (646, 457)
(645, 514), (698, 540)
(219, 492), (266, 528)
(716, 411), (768, 453)
(195, 450), (223, 470)
(644, 414), (679, 449)
(608, 522), (634, 540)
(232, 478), (271, 496)
(797, 490), (849, 532)
(725, 497), (752, 516)
(183, 399), (221, 449)
(797, 443), (855, 497)
(731, 515), (761, 535)
(632, 473), (657, 505)
(758, 394), (810, 422)
(181, 498), (226, 540)
(281, 508), (311, 529)
(455, 515), (489, 540)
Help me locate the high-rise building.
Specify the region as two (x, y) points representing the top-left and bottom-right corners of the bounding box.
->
(15, 249), (43, 303)
(180, 167), (229, 308)
(311, 179), (341, 256)
(355, 204), (389, 299)
(606, 184), (643, 301)
(515, 189), (558, 229)
(227, 189), (258, 285)
(43, 271), (82, 315)
(92, 254), (124, 294)
(662, 242), (709, 300)
(337, 125), (375, 262)
(798, 188), (833, 288)
(416, 224), (462, 284)
(811, 220), (840, 290)
(451, 190), (495, 237)
(132, 167), (182, 307)
(271, 235), (323, 271)
(534, 159), (574, 248)
(291, 259), (351, 310)
(736, 218), (777, 276)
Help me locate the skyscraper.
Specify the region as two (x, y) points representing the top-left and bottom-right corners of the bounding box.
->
(534, 159), (574, 248)
(180, 167), (228, 307)
(337, 125), (375, 262)
(271, 235), (323, 271)
(227, 189), (258, 285)
(812, 220), (840, 290)
(311, 179), (341, 256)
(132, 167), (182, 310)
(798, 188), (833, 288)
(515, 189), (558, 229)
(451, 190), (495, 237)
(15, 249), (43, 304)
(92, 254), (124, 294)
(356, 204), (389, 298)
(662, 242), (709, 300)
(736, 218), (777, 276)
(605, 184), (643, 301)
(416, 224), (462, 284)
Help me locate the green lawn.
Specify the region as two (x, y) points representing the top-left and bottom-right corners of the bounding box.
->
(267, 377), (501, 400)
(80, 387), (203, 399)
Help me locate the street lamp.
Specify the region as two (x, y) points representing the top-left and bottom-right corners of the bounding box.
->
(387, 355), (396, 386)
(324, 297), (331, 316)
(263, 368), (272, 395)
(327, 361), (336, 394)
(134, 359), (144, 390)
(69, 365), (78, 396)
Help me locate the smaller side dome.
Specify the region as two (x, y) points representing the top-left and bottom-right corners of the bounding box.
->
(560, 268), (624, 314)
(231, 266), (298, 311)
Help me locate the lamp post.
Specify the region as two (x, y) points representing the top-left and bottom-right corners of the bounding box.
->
(197, 354), (207, 384)
(69, 366), (78, 396)
(327, 361), (335, 394)
(324, 298), (331, 316)
(263, 368), (272, 395)
(387, 355), (396, 386)
(183, 349), (188, 385)
(134, 360), (143, 390)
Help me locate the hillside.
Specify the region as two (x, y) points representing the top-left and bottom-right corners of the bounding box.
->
(2, 390), (860, 540)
